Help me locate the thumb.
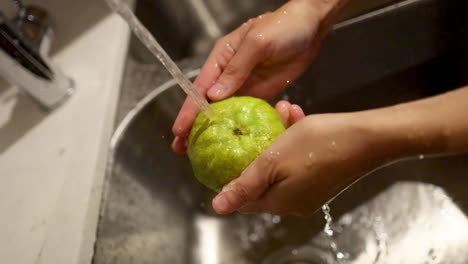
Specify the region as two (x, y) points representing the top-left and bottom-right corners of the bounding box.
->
(207, 34), (267, 101)
(212, 152), (276, 215)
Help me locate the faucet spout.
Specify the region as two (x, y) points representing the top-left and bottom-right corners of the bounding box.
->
(0, 5), (74, 110)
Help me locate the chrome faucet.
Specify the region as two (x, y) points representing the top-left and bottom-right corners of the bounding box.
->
(0, 1), (74, 110)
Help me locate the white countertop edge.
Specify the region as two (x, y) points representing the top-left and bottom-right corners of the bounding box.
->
(31, 14), (131, 264)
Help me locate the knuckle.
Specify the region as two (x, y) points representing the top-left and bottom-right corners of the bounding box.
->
(232, 181), (252, 204)
(222, 63), (241, 79)
(214, 39), (237, 69)
(214, 37), (228, 50)
(245, 30), (271, 52)
(255, 152), (278, 184)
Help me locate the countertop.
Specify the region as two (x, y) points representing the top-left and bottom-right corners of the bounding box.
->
(0, 9), (130, 264)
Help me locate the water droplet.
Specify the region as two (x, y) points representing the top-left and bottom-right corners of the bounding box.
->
(258, 33), (265, 40)
(258, 14), (264, 19)
(286, 80), (291, 84)
(282, 10), (288, 15)
(419, 154), (425, 160)
(322, 204), (330, 213)
(329, 141), (338, 151)
(272, 215), (281, 224)
(336, 252), (345, 259)
(267, 151), (278, 162)
(307, 152), (316, 166)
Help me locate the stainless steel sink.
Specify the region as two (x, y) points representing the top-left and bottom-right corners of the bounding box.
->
(130, 0), (404, 62)
(93, 0), (468, 263)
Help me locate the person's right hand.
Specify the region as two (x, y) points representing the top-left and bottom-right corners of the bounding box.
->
(212, 113), (385, 216)
(172, 0), (342, 153)
(211, 86), (468, 216)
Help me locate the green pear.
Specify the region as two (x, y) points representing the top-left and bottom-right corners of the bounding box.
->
(188, 96), (285, 192)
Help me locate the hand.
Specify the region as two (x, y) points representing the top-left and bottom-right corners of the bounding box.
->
(172, 0), (332, 153)
(212, 113), (384, 217)
(212, 86), (468, 217)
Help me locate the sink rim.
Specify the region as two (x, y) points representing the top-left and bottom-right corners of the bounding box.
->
(110, 68), (201, 150)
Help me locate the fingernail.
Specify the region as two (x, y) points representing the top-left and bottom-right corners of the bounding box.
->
(213, 193), (232, 214)
(279, 102), (288, 111)
(208, 82), (228, 99)
(277, 102), (290, 126)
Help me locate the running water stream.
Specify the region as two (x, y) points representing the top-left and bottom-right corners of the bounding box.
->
(104, 0), (213, 117)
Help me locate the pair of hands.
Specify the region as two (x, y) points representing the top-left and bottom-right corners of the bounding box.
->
(171, 0), (371, 216)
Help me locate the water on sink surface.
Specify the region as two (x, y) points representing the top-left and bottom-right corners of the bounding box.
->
(262, 182), (468, 264)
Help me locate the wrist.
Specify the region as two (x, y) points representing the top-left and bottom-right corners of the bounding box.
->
(356, 104), (447, 163)
(291, 0), (350, 26)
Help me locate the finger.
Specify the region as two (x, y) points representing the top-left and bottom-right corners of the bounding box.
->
(275, 100), (291, 127)
(248, 175), (325, 216)
(172, 25), (251, 140)
(238, 202), (265, 214)
(290, 104), (305, 124)
(171, 136), (187, 154)
(241, 181), (293, 216)
(207, 31), (269, 101)
(237, 58), (310, 100)
(171, 54), (224, 138)
(172, 97), (200, 137)
(212, 151), (276, 215)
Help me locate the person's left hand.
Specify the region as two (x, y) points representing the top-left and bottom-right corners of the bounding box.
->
(172, 0), (332, 153)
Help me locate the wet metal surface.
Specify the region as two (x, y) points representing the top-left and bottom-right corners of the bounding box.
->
(93, 67), (468, 263)
(93, 0), (468, 263)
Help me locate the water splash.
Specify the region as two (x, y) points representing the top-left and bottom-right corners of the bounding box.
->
(322, 204), (349, 263)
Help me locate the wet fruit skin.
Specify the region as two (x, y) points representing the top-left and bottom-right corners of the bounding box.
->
(188, 96), (285, 192)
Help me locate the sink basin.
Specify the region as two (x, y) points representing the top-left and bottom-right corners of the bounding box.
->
(93, 0), (468, 263)
(94, 67), (468, 263)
